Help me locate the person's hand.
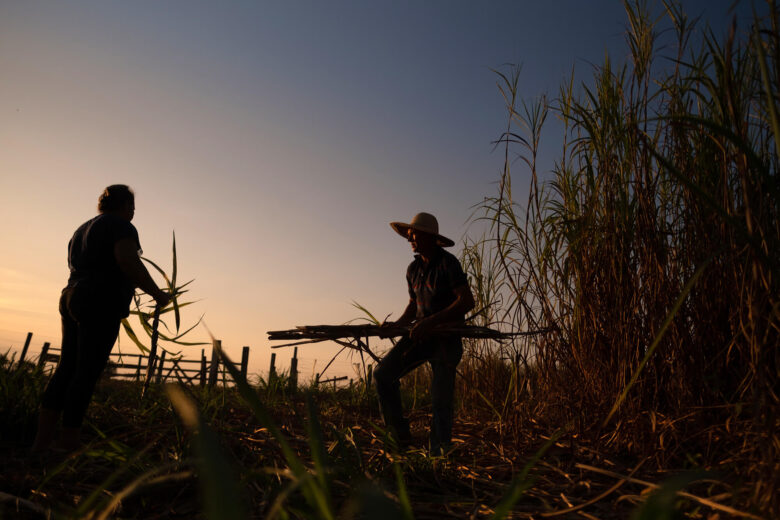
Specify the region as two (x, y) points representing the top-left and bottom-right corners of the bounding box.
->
(379, 320), (397, 338)
(409, 318), (433, 341)
(154, 290), (172, 309)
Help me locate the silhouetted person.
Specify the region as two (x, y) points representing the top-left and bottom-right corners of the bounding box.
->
(377, 212), (475, 455)
(32, 185), (170, 452)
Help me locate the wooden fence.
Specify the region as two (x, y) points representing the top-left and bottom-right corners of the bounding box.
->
(10, 332), (315, 390)
(13, 332), (253, 388)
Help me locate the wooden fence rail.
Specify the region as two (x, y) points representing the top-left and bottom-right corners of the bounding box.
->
(12, 333), (251, 388)
(11, 332), (323, 392)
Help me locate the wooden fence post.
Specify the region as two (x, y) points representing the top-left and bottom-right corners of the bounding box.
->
(288, 347), (298, 392)
(135, 355), (144, 381)
(200, 349), (207, 386)
(269, 353), (276, 383)
(208, 340), (221, 387)
(155, 350), (167, 383)
(19, 332), (33, 364)
(240, 346), (250, 380)
(37, 342), (51, 368)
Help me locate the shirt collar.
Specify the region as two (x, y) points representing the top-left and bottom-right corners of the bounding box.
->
(414, 247), (444, 266)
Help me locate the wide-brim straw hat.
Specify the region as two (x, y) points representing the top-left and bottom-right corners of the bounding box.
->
(390, 212), (455, 248)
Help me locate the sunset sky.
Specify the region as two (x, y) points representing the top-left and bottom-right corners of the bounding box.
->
(0, 1), (755, 379)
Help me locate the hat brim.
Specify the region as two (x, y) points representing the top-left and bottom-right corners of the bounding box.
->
(390, 222), (455, 248)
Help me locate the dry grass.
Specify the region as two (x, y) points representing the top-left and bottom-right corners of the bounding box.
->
(2, 375), (762, 519)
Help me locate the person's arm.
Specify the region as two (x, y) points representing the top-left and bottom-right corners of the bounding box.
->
(381, 263), (419, 331)
(394, 299), (418, 326)
(381, 299), (416, 327)
(409, 284), (475, 340)
(114, 237), (171, 307)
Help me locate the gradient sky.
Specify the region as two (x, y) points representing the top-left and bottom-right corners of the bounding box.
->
(0, 1), (755, 380)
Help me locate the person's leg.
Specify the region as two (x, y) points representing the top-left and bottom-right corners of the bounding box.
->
(429, 339), (463, 455)
(374, 337), (430, 441)
(33, 290), (78, 452)
(59, 314), (121, 448)
(31, 408), (60, 453)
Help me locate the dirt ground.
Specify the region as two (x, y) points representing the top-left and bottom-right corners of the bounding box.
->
(0, 380), (749, 519)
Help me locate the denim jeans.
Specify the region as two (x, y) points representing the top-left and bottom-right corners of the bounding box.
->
(374, 336), (462, 452)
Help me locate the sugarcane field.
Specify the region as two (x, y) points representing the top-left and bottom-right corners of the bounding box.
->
(1, 1), (778, 519)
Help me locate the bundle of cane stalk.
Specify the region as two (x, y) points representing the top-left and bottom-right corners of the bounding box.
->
(267, 323), (537, 348)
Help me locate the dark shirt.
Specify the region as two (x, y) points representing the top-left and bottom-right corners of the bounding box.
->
(66, 214), (140, 317)
(406, 248), (469, 320)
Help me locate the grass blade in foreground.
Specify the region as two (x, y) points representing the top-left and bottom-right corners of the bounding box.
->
(305, 393), (333, 505)
(214, 340), (337, 520)
(393, 462), (414, 520)
(630, 471), (707, 520)
(167, 385), (248, 520)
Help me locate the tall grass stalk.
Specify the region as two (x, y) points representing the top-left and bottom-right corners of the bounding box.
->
(465, 1), (778, 514)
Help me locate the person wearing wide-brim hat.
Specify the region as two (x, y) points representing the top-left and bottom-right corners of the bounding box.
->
(376, 212), (475, 455)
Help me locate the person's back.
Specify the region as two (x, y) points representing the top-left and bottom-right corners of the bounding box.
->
(66, 213), (140, 319)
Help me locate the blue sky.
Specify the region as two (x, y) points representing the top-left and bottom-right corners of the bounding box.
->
(0, 1), (757, 378)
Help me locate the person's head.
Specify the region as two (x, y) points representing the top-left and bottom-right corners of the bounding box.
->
(406, 226), (437, 256)
(389, 212), (454, 258)
(98, 184), (135, 221)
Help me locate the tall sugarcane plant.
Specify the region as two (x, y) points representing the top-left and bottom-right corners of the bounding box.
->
(462, 1), (779, 512)
(120, 231), (206, 357)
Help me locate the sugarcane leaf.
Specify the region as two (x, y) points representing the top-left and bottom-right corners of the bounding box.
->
(158, 301), (198, 315)
(167, 386), (248, 520)
(752, 21), (780, 160)
(393, 463), (413, 520)
(175, 279), (195, 293)
(171, 231), (181, 332)
(171, 231), (178, 292)
(604, 254), (714, 426)
(214, 342), (335, 518)
(350, 301), (381, 325)
(168, 315), (205, 341)
(305, 393), (331, 501)
(121, 319), (149, 354)
(141, 256), (172, 290)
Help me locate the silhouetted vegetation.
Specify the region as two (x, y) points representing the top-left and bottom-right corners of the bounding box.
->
(1, 2), (776, 518)
(463, 0), (778, 515)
